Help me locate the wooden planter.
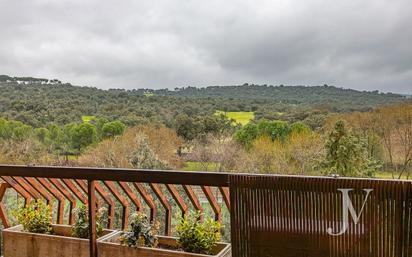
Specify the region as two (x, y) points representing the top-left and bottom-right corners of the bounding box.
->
(98, 231), (231, 257)
(2, 224), (114, 257)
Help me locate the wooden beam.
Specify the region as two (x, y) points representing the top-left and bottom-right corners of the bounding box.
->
(0, 165), (230, 186)
(87, 180), (97, 257)
(0, 183), (10, 228)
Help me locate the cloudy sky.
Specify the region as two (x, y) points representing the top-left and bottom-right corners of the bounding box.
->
(0, 0), (411, 93)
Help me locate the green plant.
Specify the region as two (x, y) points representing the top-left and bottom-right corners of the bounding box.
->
(120, 212), (158, 248)
(16, 200), (52, 234)
(176, 211), (222, 255)
(71, 205), (105, 239)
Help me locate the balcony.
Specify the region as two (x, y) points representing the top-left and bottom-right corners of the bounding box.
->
(0, 164), (411, 257)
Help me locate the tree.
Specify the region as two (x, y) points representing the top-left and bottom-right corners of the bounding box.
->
(175, 114), (199, 141)
(34, 128), (50, 144)
(70, 123), (97, 152)
(95, 117), (109, 138)
(375, 103), (412, 178)
(0, 118), (12, 139)
(78, 126), (175, 169)
(290, 121), (311, 134)
(289, 130), (324, 174)
(101, 121), (126, 138)
(234, 120), (291, 147)
(323, 120), (381, 177)
(257, 120), (290, 142)
(128, 136), (168, 169)
(201, 114), (236, 136)
(9, 121), (32, 141)
(234, 123), (258, 148)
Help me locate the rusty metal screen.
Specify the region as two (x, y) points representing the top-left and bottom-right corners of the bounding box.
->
(229, 175), (412, 257)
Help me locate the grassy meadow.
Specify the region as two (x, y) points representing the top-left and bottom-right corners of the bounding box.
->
(215, 111), (254, 126)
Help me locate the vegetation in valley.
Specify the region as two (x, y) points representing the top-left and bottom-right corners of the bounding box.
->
(0, 76), (410, 178)
(0, 77), (406, 129)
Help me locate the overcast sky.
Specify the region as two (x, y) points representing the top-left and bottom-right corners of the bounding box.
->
(0, 0), (411, 93)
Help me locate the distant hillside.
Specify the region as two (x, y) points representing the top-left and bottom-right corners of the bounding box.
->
(0, 75), (407, 127)
(140, 84), (405, 107)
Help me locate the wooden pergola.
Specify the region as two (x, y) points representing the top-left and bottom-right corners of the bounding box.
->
(0, 165), (411, 257)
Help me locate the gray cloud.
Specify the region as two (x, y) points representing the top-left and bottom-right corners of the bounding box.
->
(0, 0), (411, 93)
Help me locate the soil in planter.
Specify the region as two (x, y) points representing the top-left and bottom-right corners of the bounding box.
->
(157, 243), (182, 252)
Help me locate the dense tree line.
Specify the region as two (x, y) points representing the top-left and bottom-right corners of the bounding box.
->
(138, 83), (405, 112)
(0, 77), (406, 130)
(0, 118), (125, 158)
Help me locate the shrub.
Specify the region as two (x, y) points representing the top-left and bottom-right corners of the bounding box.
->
(16, 200), (52, 234)
(71, 205), (105, 239)
(120, 212), (158, 247)
(176, 212), (222, 255)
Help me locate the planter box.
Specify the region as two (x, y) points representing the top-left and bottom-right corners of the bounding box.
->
(98, 231), (231, 257)
(2, 224), (114, 257)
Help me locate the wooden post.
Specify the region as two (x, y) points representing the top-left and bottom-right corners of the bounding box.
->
(88, 180), (97, 257)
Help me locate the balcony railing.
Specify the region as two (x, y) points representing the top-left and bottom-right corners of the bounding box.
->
(0, 164), (412, 257)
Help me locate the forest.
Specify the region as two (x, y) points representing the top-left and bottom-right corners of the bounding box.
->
(0, 76), (411, 179)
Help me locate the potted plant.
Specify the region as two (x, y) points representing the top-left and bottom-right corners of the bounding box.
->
(2, 200), (114, 257)
(98, 211), (231, 257)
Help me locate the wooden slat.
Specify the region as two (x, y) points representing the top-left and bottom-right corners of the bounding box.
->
(35, 178), (66, 223)
(49, 178), (77, 224)
(62, 179), (87, 203)
(1, 176), (32, 204)
(24, 177), (54, 205)
(219, 187), (230, 209)
(166, 184), (188, 216)
(133, 183), (157, 222)
(201, 186), (221, 221)
(103, 181), (130, 229)
(150, 183), (172, 235)
(76, 180), (116, 229)
(183, 185), (203, 214)
(12, 177), (41, 199)
(118, 181), (143, 211)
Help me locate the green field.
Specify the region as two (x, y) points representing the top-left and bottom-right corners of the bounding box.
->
(144, 92), (154, 97)
(215, 111), (254, 126)
(81, 115), (96, 123)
